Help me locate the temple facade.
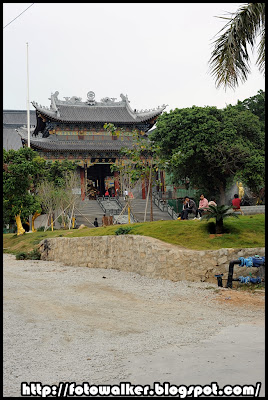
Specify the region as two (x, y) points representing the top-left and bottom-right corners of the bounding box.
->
(18, 91), (166, 199)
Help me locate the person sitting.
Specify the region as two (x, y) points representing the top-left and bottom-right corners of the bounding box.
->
(208, 197), (217, 207)
(180, 196), (197, 220)
(194, 194), (209, 219)
(232, 193), (241, 210)
(232, 193), (244, 214)
(104, 189), (109, 197)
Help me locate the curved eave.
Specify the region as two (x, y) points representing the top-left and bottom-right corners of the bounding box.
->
(32, 103), (165, 124)
(28, 140), (134, 152)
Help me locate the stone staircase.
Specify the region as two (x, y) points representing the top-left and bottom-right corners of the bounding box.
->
(74, 198), (264, 227)
(124, 197), (173, 222)
(74, 198), (104, 227)
(97, 197), (136, 224)
(74, 196), (174, 227)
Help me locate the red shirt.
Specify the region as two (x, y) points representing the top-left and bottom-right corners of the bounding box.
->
(232, 198), (241, 209)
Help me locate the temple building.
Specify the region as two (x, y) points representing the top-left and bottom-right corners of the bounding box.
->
(18, 91), (166, 199)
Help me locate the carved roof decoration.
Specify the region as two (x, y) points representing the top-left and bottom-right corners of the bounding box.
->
(32, 91), (167, 124)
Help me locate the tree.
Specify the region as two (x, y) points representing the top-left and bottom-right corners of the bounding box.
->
(234, 89), (265, 131)
(3, 147), (43, 234)
(209, 3), (265, 89)
(36, 181), (58, 231)
(104, 124), (164, 221)
(201, 205), (239, 234)
(36, 170), (80, 231)
(3, 148), (79, 233)
(151, 104), (265, 205)
(45, 159), (77, 187)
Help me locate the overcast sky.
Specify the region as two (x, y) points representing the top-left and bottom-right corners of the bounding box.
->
(3, 3), (265, 113)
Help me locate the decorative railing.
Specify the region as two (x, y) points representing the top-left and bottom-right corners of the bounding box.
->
(96, 196), (138, 222)
(166, 204), (179, 220)
(152, 191), (179, 220)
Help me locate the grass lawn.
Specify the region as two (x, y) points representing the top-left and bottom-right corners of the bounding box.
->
(3, 214), (264, 255)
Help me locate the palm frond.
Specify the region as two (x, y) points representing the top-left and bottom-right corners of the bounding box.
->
(201, 205), (239, 221)
(256, 26), (265, 73)
(209, 3), (265, 89)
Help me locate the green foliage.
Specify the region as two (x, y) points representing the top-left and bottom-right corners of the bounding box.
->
(152, 100), (265, 203)
(201, 205), (239, 234)
(235, 89), (265, 131)
(201, 205), (238, 221)
(104, 123), (165, 221)
(15, 252), (28, 260)
(208, 3), (265, 89)
(45, 159), (77, 187)
(15, 248), (41, 260)
(3, 147), (43, 221)
(3, 148), (78, 227)
(115, 226), (133, 235)
(4, 215), (264, 253)
(104, 124), (164, 185)
(103, 123), (123, 137)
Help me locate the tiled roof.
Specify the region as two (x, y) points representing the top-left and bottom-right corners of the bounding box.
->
(29, 139), (134, 152)
(3, 110), (36, 126)
(18, 129), (135, 152)
(32, 103), (165, 124)
(3, 128), (23, 150)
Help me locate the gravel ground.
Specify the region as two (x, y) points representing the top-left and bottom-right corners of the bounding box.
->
(3, 253), (265, 397)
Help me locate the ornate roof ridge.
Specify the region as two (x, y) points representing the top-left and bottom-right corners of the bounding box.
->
(32, 91), (167, 114)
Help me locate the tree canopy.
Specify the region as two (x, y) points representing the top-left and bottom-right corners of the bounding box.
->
(234, 89), (265, 131)
(3, 147), (44, 225)
(3, 148), (78, 227)
(151, 100), (265, 204)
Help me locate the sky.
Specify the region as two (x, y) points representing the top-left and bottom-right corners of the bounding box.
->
(3, 3), (265, 113)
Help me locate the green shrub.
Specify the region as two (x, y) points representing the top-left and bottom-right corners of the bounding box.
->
(16, 252), (27, 260)
(37, 226), (45, 231)
(15, 249), (41, 260)
(115, 226), (133, 235)
(28, 249), (41, 260)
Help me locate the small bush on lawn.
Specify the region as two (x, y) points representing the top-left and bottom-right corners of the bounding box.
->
(16, 249), (41, 260)
(115, 226), (133, 235)
(37, 226), (45, 231)
(16, 252), (28, 260)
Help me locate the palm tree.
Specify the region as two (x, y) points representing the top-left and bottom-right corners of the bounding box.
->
(201, 205), (239, 234)
(209, 3), (265, 89)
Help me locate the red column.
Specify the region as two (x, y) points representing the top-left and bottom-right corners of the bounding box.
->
(160, 170), (165, 193)
(80, 168), (85, 200)
(142, 178), (146, 199)
(114, 171), (120, 192)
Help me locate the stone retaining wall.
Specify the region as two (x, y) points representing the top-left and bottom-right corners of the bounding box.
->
(39, 236), (265, 284)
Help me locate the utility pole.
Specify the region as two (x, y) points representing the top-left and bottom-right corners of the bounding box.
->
(26, 42), (30, 148)
(27, 42), (32, 231)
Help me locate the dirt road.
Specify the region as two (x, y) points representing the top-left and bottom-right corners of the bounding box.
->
(3, 253), (265, 397)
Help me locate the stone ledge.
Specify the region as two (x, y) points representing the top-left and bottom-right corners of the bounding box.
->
(38, 236), (265, 284)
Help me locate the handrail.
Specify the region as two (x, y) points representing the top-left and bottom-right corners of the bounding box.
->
(152, 191), (179, 219)
(96, 196), (138, 222)
(152, 192), (168, 212)
(167, 204), (179, 220)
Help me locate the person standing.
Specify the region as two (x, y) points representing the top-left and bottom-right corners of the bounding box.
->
(194, 194), (209, 219)
(93, 217), (98, 227)
(124, 189), (128, 201)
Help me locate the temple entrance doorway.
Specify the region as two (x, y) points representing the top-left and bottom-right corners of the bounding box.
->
(86, 163), (114, 198)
